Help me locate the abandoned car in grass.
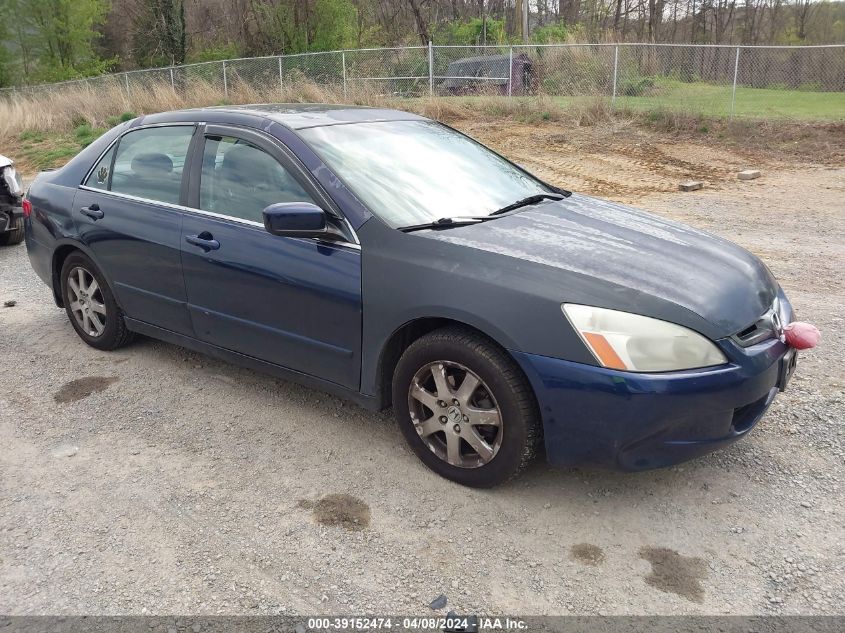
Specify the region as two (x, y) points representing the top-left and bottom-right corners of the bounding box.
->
(24, 105), (799, 487)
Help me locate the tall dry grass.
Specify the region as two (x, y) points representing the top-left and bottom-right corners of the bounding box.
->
(0, 76), (617, 144)
(0, 79), (342, 140)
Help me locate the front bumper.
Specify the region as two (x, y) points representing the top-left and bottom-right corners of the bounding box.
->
(512, 336), (791, 470)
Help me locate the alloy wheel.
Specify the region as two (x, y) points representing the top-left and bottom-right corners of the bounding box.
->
(407, 360), (503, 468)
(67, 266), (107, 337)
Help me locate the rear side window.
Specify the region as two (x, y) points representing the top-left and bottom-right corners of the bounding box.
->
(108, 126), (194, 205)
(199, 135), (315, 223)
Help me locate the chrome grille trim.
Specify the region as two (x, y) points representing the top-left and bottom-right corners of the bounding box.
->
(731, 297), (788, 348)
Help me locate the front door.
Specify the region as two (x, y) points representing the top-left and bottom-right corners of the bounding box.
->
(180, 126), (362, 389)
(74, 124), (196, 335)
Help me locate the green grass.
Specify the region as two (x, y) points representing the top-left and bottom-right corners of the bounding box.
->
(14, 116), (137, 171)
(613, 79), (845, 121)
(73, 123), (107, 147)
(448, 79), (844, 121)
(17, 135), (79, 170)
(16, 122), (106, 170)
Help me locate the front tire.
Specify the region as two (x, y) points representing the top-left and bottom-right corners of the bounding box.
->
(392, 326), (541, 487)
(0, 216), (23, 245)
(60, 252), (134, 350)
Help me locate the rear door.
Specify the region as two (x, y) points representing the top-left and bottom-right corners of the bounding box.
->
(74, 124), (196, 334)
(180, 125), (362, 389)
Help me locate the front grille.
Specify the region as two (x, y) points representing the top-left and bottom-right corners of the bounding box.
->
(731, 297), (787, 348)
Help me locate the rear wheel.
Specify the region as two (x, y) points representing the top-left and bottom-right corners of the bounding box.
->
(0, 216), (23, 246)
(392, 326), (541, 487)
(60, 252), (134, 350)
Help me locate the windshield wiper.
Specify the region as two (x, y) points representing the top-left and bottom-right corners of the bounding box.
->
(489, 192), (567, 216)
(398, 217), (485, 233)
(399, 191), (569, 232)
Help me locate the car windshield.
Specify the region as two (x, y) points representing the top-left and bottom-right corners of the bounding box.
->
(298, 120), (550, 228)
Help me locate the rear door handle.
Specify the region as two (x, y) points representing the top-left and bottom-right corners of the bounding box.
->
(185, 233), (220, 251)
(80, 203), (104, 220)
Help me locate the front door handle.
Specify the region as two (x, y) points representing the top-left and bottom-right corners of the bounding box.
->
(185, 232), (220, 251)
(80, 203), (104, 220)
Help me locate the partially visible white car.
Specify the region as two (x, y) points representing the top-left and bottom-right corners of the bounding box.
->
(0, 154), (24, 245)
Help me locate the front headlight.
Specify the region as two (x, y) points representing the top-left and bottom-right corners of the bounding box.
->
(1, 165), (23, 197)
(562, 304), (728, 372)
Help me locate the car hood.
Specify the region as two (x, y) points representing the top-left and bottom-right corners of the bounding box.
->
(419, 193), (778, 338)
(0, 154), (12, 169)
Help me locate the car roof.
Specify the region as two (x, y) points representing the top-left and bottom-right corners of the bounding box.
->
(137, 103), (428, 130)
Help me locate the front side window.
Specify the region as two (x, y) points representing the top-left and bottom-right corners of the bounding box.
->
(110, 126), (194, 204)
(298, 120), (549, 228)
(199, 135), (315, 223)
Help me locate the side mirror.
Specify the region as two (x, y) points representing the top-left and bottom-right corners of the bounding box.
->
(263, 202), (328, 238)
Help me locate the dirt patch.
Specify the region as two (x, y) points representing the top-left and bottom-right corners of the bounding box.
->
(638, 546), (708, 604)
(53, 376), (119, 403)
(456, 119), (845, 204)
(298, 494), (371, 531)
(570, 543), (605, 566)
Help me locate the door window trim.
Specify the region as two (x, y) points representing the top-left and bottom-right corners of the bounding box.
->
(77, 185), (262, 225)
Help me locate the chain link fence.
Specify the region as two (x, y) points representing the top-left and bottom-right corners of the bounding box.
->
(2, 43), (843, 120)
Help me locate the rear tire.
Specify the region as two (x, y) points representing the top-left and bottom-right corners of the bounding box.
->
(0, 216), (23, 246)
(60, 252), (134, 350)
(392, 326), (541, 487)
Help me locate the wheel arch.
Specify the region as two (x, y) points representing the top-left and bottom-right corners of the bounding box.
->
(50, 241), (116, 309)
(373, 316), (530, 410)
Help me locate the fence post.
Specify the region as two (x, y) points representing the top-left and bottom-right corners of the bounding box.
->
(124, 72), (130, 96)
(730, 46), (741, 121)
(611, 45), (619, 109)
(278, 56), (284, 95)
(428, 41), (434, 97)
(169, 67), (175, 92)
(222, 60), (229, 98)
(342, 51), (347, 99)
(508, 46), (513, 97)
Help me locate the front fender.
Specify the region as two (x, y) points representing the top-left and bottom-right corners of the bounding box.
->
(362, 307), (525, 401)
(357, 217), (598, 399)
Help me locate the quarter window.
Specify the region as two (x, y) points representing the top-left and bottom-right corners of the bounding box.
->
(84, 146), (115, 190)
(199, 135), (316, 223)
(109, 126), (194, 205)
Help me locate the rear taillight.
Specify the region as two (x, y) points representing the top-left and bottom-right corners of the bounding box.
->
(22, 198), (32, 218)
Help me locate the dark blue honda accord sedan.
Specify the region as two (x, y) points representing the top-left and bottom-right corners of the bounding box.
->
(24, 104), (799, 487)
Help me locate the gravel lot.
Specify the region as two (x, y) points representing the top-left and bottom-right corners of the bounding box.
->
(1, 124), (843, 616)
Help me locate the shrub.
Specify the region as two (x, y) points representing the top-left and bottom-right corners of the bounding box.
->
(19, 129), (45, 142)
(619, 75), (656, 97)
(535, 47), (610, 96)
(531, 22), (569, 44)
(106, 111), (137, 126)
(74, 123), (106, 147)
(675, 67), (700, 83)
(188, 43), (240, 64)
